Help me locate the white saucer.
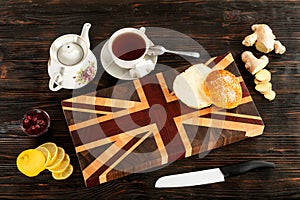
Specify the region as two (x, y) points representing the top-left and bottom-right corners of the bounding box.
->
(48, 50), (97, 90)
(100, 40), (158, 80)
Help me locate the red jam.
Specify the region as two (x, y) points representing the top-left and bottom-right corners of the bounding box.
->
(21, 109), (50, 136)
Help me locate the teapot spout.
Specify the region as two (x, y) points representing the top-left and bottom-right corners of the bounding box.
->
(80, 23), (91, 48)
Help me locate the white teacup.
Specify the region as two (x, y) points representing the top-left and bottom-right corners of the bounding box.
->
(107, 27), (151, 69)
(48, 23), (97, 91)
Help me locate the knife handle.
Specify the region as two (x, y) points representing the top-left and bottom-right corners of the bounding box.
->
(220, 160), (275, 178)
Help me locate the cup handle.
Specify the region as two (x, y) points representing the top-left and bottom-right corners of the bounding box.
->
(139, 27), (146, 33)
(49, 72), (63, 91)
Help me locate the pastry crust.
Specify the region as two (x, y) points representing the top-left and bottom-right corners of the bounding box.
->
(204, 70), (242, 109)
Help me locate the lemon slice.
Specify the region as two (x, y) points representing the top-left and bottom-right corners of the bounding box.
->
(49, 154), (70, 173)
(16, 149), (46, 177)
(36, 146), (51, 167)
(46, 147), (65, 170)
(39, 142), (58, 166)
(52, 164), (73, 180)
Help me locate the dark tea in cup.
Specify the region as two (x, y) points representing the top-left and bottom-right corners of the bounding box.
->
(108, 27), (149, 69)
(112, 32), (146, 61)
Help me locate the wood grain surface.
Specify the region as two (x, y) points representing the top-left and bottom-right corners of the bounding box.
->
(0, 0), (299, 199)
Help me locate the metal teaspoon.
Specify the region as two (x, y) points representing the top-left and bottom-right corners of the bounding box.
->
(147, 45), (200, 58)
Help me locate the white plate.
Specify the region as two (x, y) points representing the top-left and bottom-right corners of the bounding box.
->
(100, 40), (157, 80)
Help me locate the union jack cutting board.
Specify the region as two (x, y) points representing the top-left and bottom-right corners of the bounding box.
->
(62, 53), (264, 187)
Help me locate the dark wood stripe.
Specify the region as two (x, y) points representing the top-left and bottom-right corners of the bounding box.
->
(224, 61), (241, 77)
(206, 53), (228, 68)
(94, 81), (140, 101)
(70, 115), (131, 147)
(227, 101), (263, 118)
(85, 175), (100, 187)
(190, 127), (247, 155)
(140, 75), (189, 162)
(201, 113), (264, 126)
(240, 81), (250, 98)
(77, 143), (113, 170)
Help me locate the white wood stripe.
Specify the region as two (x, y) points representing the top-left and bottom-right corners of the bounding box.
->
(68, 102), (149, 132)
(174, 117), (193, 157)
(99, 130), (153, 183)
(152, 125), (168, 164)
(64, 95), (140, 109)
(156, 73), (178, 103)
(183, 117), (264, 137)
(204, 57), (216, 66)
(76, 134), (121, 153)
(213, 111), (262, 120)
(133, 79), (148, 103)
(76, 124), (156, 153)
(82, 133), (133, 180)
(68, 80), (149, 132)
(212, 53), (234, 70)
(241, 96), (252, 104)
(62, 106), (111, 115)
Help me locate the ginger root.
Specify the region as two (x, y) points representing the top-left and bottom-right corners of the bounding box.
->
(241, 51), (269, 75)
(264, 90), (276, 101)
(241, 24), (284, 101)
(254, 78), (261, 85)
(254, 78), (276, 101)
(242, 24), (286, 54)
(274, 40), (286, 54)
(255, 69), (271, 82)
(255, 82), (272, 94)
(241, 51), (276, 101)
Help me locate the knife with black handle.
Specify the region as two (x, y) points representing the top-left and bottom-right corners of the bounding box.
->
(155, 160), (275, 188)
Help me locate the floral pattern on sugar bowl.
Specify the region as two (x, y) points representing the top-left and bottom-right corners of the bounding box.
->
(75, 61), (97, 85)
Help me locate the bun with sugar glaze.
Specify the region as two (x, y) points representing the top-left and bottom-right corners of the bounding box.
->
(204, 69), (242, 109)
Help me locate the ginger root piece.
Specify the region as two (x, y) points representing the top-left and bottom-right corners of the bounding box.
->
(264, 90), (276, 101)
(274, 40), (286, 54)
(253, 24), (276, 54)
(254, 78), (262, 85)
(242, 24), (286, 54)
(255, 69), (271, 82)
(254, 77), (270, 85)
(254, 71), (276, 101)
(255, 82), (272, 94)
(242, 32), (257, 47)
(241, 51), (269, 75)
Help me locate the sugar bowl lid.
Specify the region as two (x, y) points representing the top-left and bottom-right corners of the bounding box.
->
(57, 42), (84, 66)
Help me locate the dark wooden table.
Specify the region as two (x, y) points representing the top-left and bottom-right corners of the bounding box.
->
(0, 0), (299, 199)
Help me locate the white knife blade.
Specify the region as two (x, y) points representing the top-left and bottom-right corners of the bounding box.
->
(155, 160), (275, 188)
(155, 168), (224, 188)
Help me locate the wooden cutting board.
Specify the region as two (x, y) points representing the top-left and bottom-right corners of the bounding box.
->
(62, 53), (264, 187)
